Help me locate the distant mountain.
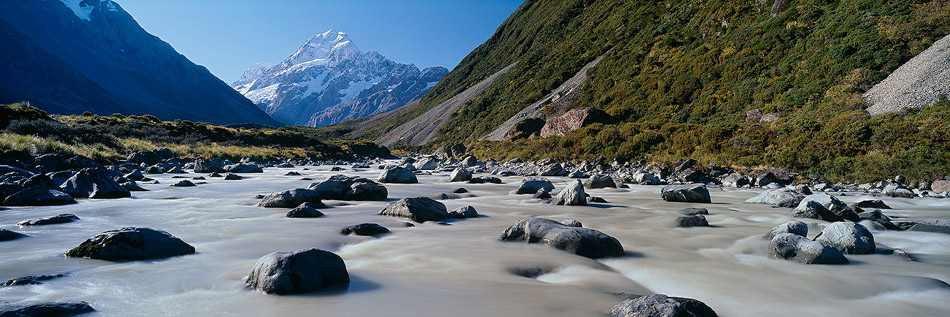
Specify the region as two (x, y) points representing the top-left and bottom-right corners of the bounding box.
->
(0, 0), (279, 126)
(232, 30), (447, 127)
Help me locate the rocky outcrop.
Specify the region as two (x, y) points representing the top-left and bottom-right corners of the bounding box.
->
(609, 294), (718, 317)
(500, 217), (624, 259)
(865, 34), (950, 115)
(245, 248), (349, 295)
(792, 194), (858, 222)
(308, 175), (388, 201)
(539, 107), (617, 137)
(66, 227), (195, 261)
(660, 184), (711, 203)
(378, 197), (450, 223)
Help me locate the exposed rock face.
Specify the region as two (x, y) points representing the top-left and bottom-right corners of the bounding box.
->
(660, 184), (711, 203)
(258, 188), (324, 208)
(66, 227), (195, 261)
(0, 301), (95, 316)
(931, 179), (950, 193)
(378, 197), (450, 223)
(506, 118), (546, 140)
(768, 233), (849, 264)
(553, 180), (587, 206)
(609, 294), (718, 317)
(744, 188), (805, 207)
(60, 168), (130, 199)
(865, 34), (950, 115)
(539, 107), (617, 137)
(515, 177), (555, 195)
(340, 223), (390, 236)
(770, 0), (790, 17)
(309, 175), (388, 201)
(814, 222), (876, 254)
(245, 248), (350, 295)
(377, 167), (418, 184)
(765, 221), (808, 240)
(500, 217), (624, 259)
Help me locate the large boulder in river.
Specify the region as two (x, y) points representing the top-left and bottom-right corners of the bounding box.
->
(539, 107), (617, 137)
(286, 202), (325, 218)
(193, 159), (225, 173)
(583, 174), (617, 189)
(609, 294), (718, 317)
(764, 221), (808, 240)
(127, 148), (173, 164)
(553, 180), (587, 206)
(3, 188), (76, 206)
(308, 175), (388, 201)
(449, 206), (479, 218)
(515, 177), (555, 195)
(66, 227), (195, 261)
(768, 233), (848, 264)
(660, 184), (711, 203)
(258, 188), (324, 208)
(0, 301), (95, 316)
(792, 194), (858, 221)
(378, 197), (449, 223)
(500, 217), (623, 259)
(744, 188), (804, 207)
(814, 222), (875, 254)
(224, 163), (263, 173)
(377, 167), (418, 184)
(0, 229), (27, 241)
(882, 184), (915, 198)
(449, 168), (472, 182)
(60, 168), (130, 199)
(17, 213), (79, 226)
(246, 248), (349, 295)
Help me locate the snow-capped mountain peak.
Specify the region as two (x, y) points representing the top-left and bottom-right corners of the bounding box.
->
(281, 29), (358, 70)
(58, 0), (117, 21)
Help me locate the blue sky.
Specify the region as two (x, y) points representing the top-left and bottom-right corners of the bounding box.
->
(116, 0), (524, 83)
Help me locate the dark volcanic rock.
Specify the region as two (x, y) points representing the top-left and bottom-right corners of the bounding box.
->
(258, 188), (324, 208)
(309, 175), (388, 201)
(0, 301), (94, 316)
(65, 227), (195, 261)
(340, 223), (390, 236)
(855, 200), (891, 209)
(609, 294), (718, 317)
(17, 213), (79, 226)
(660, 184), (711, 203)
(378, 197), (449, 223)
(246, 248), (349, 295)
(500, 217), (624, 259)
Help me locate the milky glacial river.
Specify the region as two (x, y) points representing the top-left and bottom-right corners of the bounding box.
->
(1, 166), (949, 316)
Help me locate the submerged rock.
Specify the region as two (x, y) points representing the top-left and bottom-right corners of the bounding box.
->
(3, 274), (65, 286)
(814, 222), (875, 254)
(0, 229), (27, 241)
(0, 301), (94, 316)
(661, 184), (711, 203)
(170, 180), (196, 187)
(258, 188), (324, 208)
(246, 248), (349, 295)
(553, 180), (587, 206)
(609, 294), (718, 317)
(286, 202), (325, 218)
(674, 215), (709, 228)
(66, 227), (195, 261)
(500, 217), (623, 259)
(377, 167), (418, 184)
(17, 213), (79, 226)
(768, 233), (848, 264)
(224, 173), (243, 180)
(340, 223), (390, 236)
(744, 188), (805, 207)
(680, 208), (709, 216)
(378, 197), (449, 223)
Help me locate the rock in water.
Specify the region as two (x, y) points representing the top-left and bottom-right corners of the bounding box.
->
(246, 248), (349, 295)
(764, 221), (808, 239)
(224, 173), (243, 180)
(882, 184), (915, 198)
(674, 215), (709, 228)
(661, 184), (711, 203)
(791, 200), (843, 222)
(377, 167), (418, 183)
(340, 223), (390, 236)
(60, 168), (130, 199)
(170, 180), (196, 187)
(3, 188), (76, 206)
(0, 302), (95, 316)
(449, 168), (473, 182)
(0, 229), (27, 241)
(744, 188), (805, 207)
(680, 208), (709, 216)
(224, 163), (263, 173)
(66, 227), (195, 261)
(584, 174), (617, 189)
(792, 194), (858, 221)
(855, 200), (891, 209)
(17, 214), (79, 226)
(449, 206), (479, 218)
(500, 217), (624, 259)
(553, 180), (587, 206)
(768, 233), (848, 264)
(814, 222), (875, 254)
(561, 219), (583, 227)
(609, 294), (718, 317)
(378, 197), (450, 223)
(309, 175), (388, 201)
(286, 202), (325, 218)
(258, 188), (325, 208)
(515, 177), (555, 195)
(193, 159), (225, 173)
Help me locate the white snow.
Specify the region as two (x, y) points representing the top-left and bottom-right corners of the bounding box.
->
(59, 0), (95, 21)
(297, 72), (332, 99)
(423, 81), (438, 90)
(339, 76), (383, 101)
(245, 83), (280, 105)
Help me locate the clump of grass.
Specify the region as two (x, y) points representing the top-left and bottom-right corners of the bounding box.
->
(0, 132), (120, 160)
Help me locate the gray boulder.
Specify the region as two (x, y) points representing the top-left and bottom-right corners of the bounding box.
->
(584, 175), (617, 189)
(768, 233), (848, 264)
(858, 210), (900, 230)
(225, 163), (263, 173)
(120, 181), (148, 192)
(744, 188), (805, 207)
(60, 168), (131, 199)
(66, 227), (195, 261)
(224, 173), (243, 180)
(127, 148), (173, 164)
(377, 167), (418, 184)
(814, 222), (875, 254)
(792, 194), (858, 221)
(0, 228), (27, 241)
(194, 159), (225, 173)
(515, 177), (555, 195)
(0, 301), (95, 316)
(609, 294), (718, 317)
(674, 215), (709, 228)
(449, 168), (473, 182)
(661, 184), (711, 203)
(791, 200), (843, 222)
(309, 175), (387, 201)
(414, 157), (440, 170)
(882, 184), (915, 198)
(680, 208), (709, 216)
(170, 180), (196, 187)
(378, 197), (450, 223)
(449, 206), (479, 218)
(855, 200), (891, 209)
(500, 217), (624, 259)
(258, 188), (324, 208)
(561, 219), (583, 227)
(18, 213), (79, 226)
(286, 202), (325, 218)
(906, 219), (950, 234)
(764, 221), (808, 239)
(553, 180), (587, 206)
(3, 188), (76, 206)
(245, 248), (349, 295)
(340, 223), (390, 236)
(633, 171), (661, 185)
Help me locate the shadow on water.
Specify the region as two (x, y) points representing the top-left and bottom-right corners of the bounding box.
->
(310, 274), (382, 296)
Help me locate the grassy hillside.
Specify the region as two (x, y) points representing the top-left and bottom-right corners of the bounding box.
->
(327, 0), (950, 182)
(0, 103), (389, 161)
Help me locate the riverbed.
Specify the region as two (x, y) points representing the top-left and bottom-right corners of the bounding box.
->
(1, 165), (948, 316)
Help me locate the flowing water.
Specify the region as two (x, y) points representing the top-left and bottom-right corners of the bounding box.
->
(1, 166), (949, 316)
